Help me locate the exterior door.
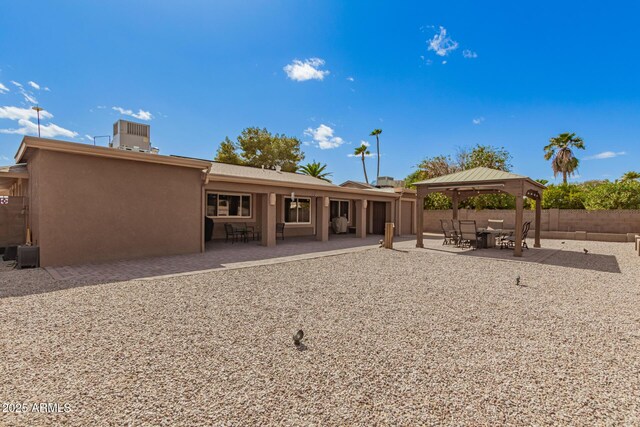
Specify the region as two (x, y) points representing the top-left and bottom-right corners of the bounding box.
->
(371, 201), (386, 234)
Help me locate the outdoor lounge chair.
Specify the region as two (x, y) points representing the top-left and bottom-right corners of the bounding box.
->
(224, 223), (247, 243)
(458, 220), (480, 249)
(440, 219), (458, 245)
(276, 222), (285, 240)
(500, 221), (531, 250)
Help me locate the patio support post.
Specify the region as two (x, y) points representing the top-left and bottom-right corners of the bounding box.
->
(316, 196), (329, 241)
(534, 194), (542, 248)
(355, 199), (367, 238)
(261, 193), (276, 247)
(514, 194), (524, 257)
(416, 191), (424, 248)
(452, 191), (459, 221)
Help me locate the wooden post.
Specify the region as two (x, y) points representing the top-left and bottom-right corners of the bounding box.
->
(534, 194), (542, 248)
(514, 194), (524, 257)
(261, 193), (277, 247)
(416, 192), (424, 248)
(316, 196), (329, 241)
(384, 222), (394, 249)
(355, 199), (367, 238)
(452, 191), (459, 221)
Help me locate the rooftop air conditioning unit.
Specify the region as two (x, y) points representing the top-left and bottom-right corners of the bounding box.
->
(111, 120), (157, 153)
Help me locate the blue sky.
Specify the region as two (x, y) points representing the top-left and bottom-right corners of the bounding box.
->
(1, 1), (639, 184)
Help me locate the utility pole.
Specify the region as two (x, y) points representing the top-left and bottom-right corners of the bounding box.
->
(31, 105), (44, 138)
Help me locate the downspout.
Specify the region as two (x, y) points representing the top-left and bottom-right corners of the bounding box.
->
(201, 164), (213, 252)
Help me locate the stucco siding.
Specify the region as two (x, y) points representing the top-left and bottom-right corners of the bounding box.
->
(33, 150), (202, 266)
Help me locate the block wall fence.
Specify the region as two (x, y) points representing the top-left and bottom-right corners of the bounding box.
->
(423, 209), (640, 242)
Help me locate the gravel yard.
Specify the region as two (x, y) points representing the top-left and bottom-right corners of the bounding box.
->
(1, 239), (640, 426)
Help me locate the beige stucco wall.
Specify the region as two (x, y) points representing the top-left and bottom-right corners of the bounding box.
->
(30, 150), (203, 266)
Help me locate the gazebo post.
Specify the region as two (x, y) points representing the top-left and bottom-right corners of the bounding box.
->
(514, 194), (524, 257)
(452, 191), (459, 221)
(534, 193), (542, 248)
(416, 189), (425, 248)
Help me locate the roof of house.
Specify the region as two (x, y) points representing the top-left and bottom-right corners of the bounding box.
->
(209, 162), (336, 187)
(339, 180), (374, 189)
(15, 137), (211, 170)
(0, 163), (28, 192)
(413, 167), (545, 188)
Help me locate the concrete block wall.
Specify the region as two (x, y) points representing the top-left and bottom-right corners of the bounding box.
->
(424, 209), (640, 242)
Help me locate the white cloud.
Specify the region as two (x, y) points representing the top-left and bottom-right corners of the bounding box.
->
(9, 81), (38, 104)
(427, 26), (459, 57)
(1, 155), (10, 162)
(27, 81), (41, 90)
(346, 76), (355, 82)
(21, 91), (37, 104)
(442, 60), (447, 65)
(0, 106), (53, 121)
(283, 58), (329, 82)
(304, 124), (345, 149)
(112, 106), (153, 121)
(472, 117), (485, 125)
(0, 119), (77, 139)
(584, 151), (626, 160)
(0, 83), (9, 94)
(85, 134), (94, 142)
(463, 49), (478, 59)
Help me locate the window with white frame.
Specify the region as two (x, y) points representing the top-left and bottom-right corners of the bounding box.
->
(330, 199), (350, 222)
(284, 197), (311, 224)
(207, 193), (251, 218)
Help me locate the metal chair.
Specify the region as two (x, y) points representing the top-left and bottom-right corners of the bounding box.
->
(458, 220), (480, 249)
(224, 223), (247, 243)
(440, 219), (458, 245)
(500, 221), (531, 249)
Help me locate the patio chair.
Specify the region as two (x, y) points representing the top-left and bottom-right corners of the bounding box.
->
(242, 222), (260, 241)
(224, 223), (247, 243)
(458, 220), (480, 249)
(440, 219), (458, 245)
(451, 219), (462, 247)
(276, 222), (285, 240)
(500, 221), (531, 250)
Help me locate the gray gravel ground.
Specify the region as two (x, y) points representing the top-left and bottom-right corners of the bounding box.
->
(1, 239), (640, 426)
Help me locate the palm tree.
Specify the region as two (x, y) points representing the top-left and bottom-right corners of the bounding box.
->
(621, 171), (640, 181)
(543, 132), (586, 184)
(370, 128), (382, 183)
(354, 143), (371, 184)
(298, 161), (332, 182)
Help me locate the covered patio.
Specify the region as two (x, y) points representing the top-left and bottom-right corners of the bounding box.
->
(414, 167), (546, 256)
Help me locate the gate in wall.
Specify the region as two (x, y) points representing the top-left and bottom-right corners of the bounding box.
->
(0, 196), (26, 248)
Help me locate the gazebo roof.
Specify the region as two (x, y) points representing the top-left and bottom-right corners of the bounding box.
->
(413, 167), (545, 189)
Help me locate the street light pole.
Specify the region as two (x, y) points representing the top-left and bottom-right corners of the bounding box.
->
(31, 105), (43, 138)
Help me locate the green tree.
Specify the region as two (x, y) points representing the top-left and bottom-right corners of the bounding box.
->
(214, 127), (304, 172)
(299, 161), (332, 182)
(457, 144), (512, 171)
(215, 137), (242, 165)
(543, 132), (585, 184)
(370, 129), (382, 182)
(583, 180), (640, 210)
(621, 171), (640, 181)
(353, 143), (371, 184)
(541, 184), (586, 209)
